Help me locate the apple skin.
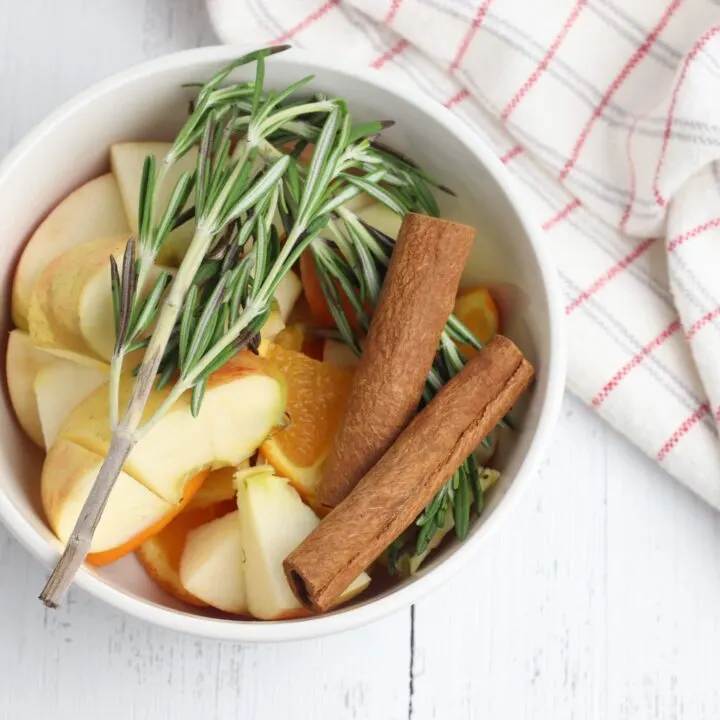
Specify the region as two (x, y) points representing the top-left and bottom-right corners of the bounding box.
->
(11, 174), (129, 330)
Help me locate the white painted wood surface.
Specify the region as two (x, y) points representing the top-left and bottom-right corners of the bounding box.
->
(2, 2), (720, 718)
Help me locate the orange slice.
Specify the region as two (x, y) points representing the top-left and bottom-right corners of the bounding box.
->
(137, 499), (236, 607)
(86, 469), (208, 566)
(453, 287), (499, 357)
(272, 323), (325, 361)
(261, 344), (354, 499)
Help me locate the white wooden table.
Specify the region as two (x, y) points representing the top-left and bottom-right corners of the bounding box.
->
(2, 2), (720, 718)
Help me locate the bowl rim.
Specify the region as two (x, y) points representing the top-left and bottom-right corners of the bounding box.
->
(0, 44), (566, 642)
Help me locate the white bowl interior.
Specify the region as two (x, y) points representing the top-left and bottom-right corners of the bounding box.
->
(0, 48), (562, 639)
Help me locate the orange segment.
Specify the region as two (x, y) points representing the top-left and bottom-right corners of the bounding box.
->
(261, 344), (354, 499)
(274, 321), (326, 362)
(273, 325), (305, 353)
(453, 287), (500, 357)
(86, 470), (208, 566)
(136, 499), (237, 607)
(266, 323), (325, 361)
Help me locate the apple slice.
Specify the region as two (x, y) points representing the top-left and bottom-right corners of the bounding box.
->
(257, 271), (303, 353)
(6, 330), (54, 447)
(320, 200), (402, 251)
(32, 347), (109, 371)
(236, 467), (315, 620)
(274, 270), (302, 322)
(138, 500), (236, 607)
(11, 174), (130, 330)
(322, 339), (359, 370)
(179, 510), (248, 614)
(111, 142), (197, 266)
(28, 235), (128, 360)
(57, 352), (286, 505)
(79, 260), (169, 362)
(343, 191), (376, 214)
(28, 234), (168, 362)
(259, 304), (286, 349)
(353, 201), (402, 238)
(42, 439), (174, 554)
(185, 464), (247, 511)
(34, 361), (109, 448)
(236, 466), (370, 619)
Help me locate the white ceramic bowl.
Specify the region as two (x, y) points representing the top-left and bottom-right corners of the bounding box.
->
(0, 46), (565, 642)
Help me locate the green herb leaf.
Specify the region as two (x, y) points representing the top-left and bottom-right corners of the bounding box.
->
(110, 256), (122, 353)
(128, 271), (170, 344)
(190, 378), (207, 417)
(155, 171), (195, 252)
(340, 173), (408, 215)
(452, 467), (471, 540)
(223, 154), (290, 224)
(137, 156), (157, 248)
(179, 284), (199, 372)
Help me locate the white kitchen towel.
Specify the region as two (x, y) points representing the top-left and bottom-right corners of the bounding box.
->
(207, 0), (720, 509)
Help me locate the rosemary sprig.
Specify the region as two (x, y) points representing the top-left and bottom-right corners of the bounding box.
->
(39, 48), (400, 608)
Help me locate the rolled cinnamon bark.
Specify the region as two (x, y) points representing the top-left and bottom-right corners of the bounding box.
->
(316, 212), (475, 509)
(285, 335), (534, 612)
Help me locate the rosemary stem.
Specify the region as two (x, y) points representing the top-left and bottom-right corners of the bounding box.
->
(136, 250), (156, 296)
(108, 354), (123, 429)
(42, 227), (215, 604)
(39, 430), (134, 608)
(124, 227), (214, 429)
(132, 379), (189, 440)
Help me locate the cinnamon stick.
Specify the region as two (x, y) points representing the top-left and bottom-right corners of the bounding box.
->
(285, 335), (534, 612)
(316, 212), (475, 509)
